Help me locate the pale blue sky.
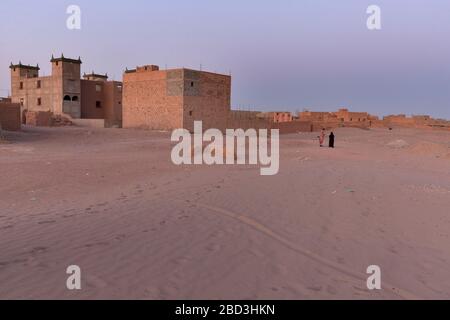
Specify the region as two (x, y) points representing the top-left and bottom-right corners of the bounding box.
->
(1, 0), (449, 118)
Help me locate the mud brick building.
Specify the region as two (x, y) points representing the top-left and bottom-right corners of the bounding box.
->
(257, 111), (293, 123)
(123, 65), (231, 132)
(9, 55), (123, 127)
(0, 98), (21, 131)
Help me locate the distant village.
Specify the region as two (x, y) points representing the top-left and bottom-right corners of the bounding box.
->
(1, 54), (449, 133)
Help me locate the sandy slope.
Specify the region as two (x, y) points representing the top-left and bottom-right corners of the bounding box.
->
(0, 126), (449, 299)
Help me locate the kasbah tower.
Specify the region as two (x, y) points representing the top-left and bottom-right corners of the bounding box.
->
(10, 55), (82, 119)
(9, 55), (123, 127)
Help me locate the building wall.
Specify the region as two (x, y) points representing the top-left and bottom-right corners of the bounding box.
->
(53, 60), (82, 118)
(103, 81), (123, 127)
(81, 80), (105, 119)
(81, 80), (123, 127)
(123, 67), (183, 130)
(9, 56), (121, 127)
(271, 120), (312, 133)
(10, 67), (55, 121)
(258, 111), (293, 123)
(0, 102), (21, 131)
(10, 60), (82, 120)
(227, 110), (271, 130)
(335, 109), (369, 122)
(183, 70), (231, 132)
(123, 67), (230, 131)
(299, 111), (335, 121)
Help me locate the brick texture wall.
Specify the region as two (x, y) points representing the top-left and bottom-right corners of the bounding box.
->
(122, 67), (230, 131)
(123, 67), (183, 130)
(0, 102), (21, 131)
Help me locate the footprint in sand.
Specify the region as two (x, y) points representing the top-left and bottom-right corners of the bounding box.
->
(86, 275), (108, 288)
(115, 234), (127, 241)
(83, 241), (109, 248)
(205, 243), (222, 252)
(95, 202), (109, 207)
(326, 285), (338, 295)
(307, 285), (323, 292)
(38, 220), (56, 225)
(30, 246), (48, 254)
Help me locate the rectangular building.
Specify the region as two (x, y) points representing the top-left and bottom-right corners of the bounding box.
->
(122, 65), (231, 132)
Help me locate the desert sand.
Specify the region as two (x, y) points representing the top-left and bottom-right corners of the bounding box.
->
(0, 126), (449, 299)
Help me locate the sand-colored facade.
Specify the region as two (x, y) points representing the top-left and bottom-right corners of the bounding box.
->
(9, 56), (122, 127)
(123, 65), (231, 132)
(7, 57), (449, 133)
(383, 114), (450, 130)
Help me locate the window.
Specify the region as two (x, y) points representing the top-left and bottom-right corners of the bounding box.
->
(19, 82), (23, 90)
(117, 85), (122, 92)
(64, 95), (71, 101)
(95, 84), (102, 92)
(189, 111), (193, 116)
(96, 101), (102, 108)
(190, 81), (194, 87)
(37, 80), (41, 89)
(118, 101), (122, 105)
(37, 98), (41, 106)
(72, 96), (78, 102)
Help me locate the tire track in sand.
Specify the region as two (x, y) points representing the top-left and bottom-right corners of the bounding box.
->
(194, 202), (419, 300)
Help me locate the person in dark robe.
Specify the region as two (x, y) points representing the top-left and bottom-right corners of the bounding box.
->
(329, 132), (335, 148)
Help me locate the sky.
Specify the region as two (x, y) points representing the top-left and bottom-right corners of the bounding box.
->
(1, 0), (449, 119)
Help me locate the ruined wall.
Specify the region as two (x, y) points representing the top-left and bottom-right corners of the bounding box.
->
(0, 102), (21, 131)
(24, 110), (52, 126)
